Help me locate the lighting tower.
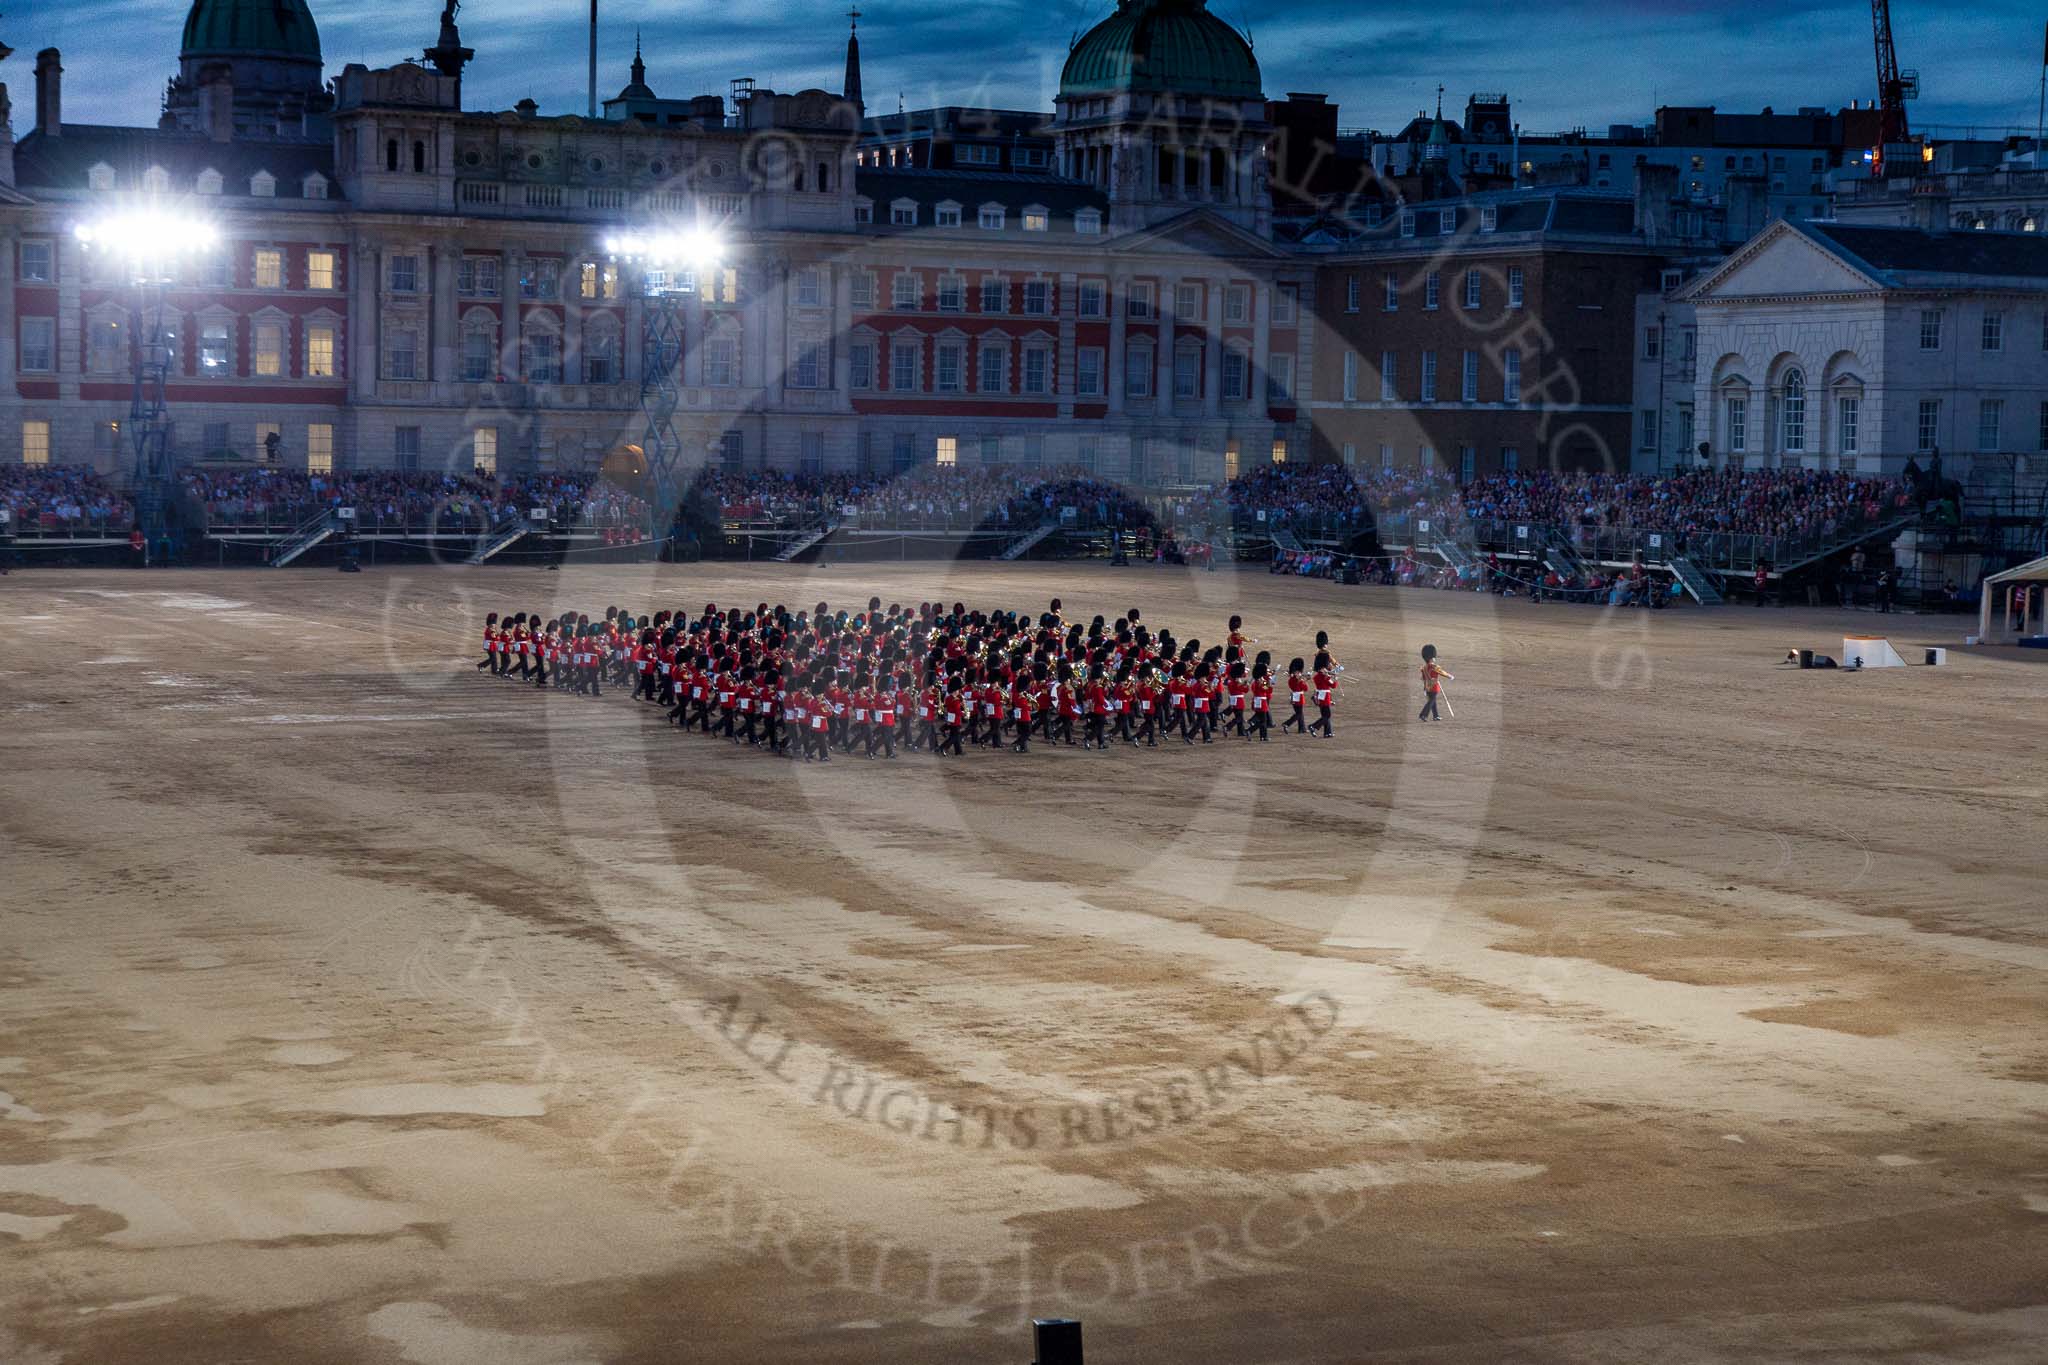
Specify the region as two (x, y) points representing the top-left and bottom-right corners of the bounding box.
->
(604, 226), (725, 531)
(73, 209), (219, 563)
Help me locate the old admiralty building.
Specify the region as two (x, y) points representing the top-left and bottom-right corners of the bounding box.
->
(1, 0), (1682, 485)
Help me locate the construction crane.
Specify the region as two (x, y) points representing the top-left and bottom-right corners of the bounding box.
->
(1870, 0), (1919, 177)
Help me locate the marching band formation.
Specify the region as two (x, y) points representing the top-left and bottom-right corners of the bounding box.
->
(472, 598), (1354, 761)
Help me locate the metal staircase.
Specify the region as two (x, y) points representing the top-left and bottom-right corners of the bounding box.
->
(998, 522), (1060, 562)
(1540, 529), (1589, 581)
(270, 510), (341, 567)
(1772, 511), (1921, 576)
(1433, 537), (1478, 571)
(773, 519), (838, 563)
(466, 516), (532, 566)
(1668, 555), (1724, 605)
(1270, 526), (1305, 554)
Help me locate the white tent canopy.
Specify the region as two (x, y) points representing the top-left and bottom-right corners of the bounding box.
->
(1979, 555), (2048, 645)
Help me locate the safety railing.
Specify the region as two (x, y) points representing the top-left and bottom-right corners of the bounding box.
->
(2, 510), (135, 539)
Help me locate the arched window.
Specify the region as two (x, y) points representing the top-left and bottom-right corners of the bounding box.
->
(1781, 369), (1805, 452)
(386, 140), (399, 173)
(816, 161), (832, 193)
(413, 141), (427, 173)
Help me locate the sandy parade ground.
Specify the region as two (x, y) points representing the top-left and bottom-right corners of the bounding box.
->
(1, 560), (2046, 1365)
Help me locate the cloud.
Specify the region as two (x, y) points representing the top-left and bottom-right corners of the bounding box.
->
(25, 0), (2047, 138)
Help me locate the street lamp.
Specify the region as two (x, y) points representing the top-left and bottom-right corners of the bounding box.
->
(606, 225), (726, 534)
(73, 206), (221, 564)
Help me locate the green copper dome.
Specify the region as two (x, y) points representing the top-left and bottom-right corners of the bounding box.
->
(1060, 0), (1262, 102)
(180, 0), (322, 63)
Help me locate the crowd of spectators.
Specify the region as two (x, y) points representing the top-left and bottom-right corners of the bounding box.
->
(700, 466), (1151, 531)
(11, 458), (1912, 567)
(1425, 468), (1909, 544)
(0, 466), (134, 532)
(178, 469), (648, 531)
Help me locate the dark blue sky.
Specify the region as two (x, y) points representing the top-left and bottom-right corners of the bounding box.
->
(21, 0), (2048, 139)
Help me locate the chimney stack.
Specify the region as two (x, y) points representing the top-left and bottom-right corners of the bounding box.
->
(34, 48), (61, 138)
(1911, 183), (1951, 235)
(199, 63), (235, 143)
(0, 86), (15, 187)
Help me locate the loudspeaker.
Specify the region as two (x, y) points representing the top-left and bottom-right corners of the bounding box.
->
(1033, 1317), (1083, 1365)
(1798, 649), (1814, 670)
(1340, 562), (1361, 586)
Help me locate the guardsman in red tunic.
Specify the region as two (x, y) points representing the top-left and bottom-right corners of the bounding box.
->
(1282, 658), (1309, 734)
(478, 613), (500, 673)
(873, 675), (900, 760)
(1249, 663), (1274, 742)
(1010, 674), (1035, 753)
(940, 676), (967, 757)
(1309, 650), (1338, 737)
(1133, 669), (1160, 747)
(1419, 645), (1452, 723)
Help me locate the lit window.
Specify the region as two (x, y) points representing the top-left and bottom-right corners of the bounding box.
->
(255, 321), (284, 377)
(20, 240), (53, 282)
(22, 420), (50, 465)
(1023, 208), (1049, 232)
(307, 250), (336, 290)
(307, 325), (336, 379)
(935, 435), (958, 467)
(255, 249), (284, 289)
(473, 427), (498, 475)
(307, 423), (334, 473)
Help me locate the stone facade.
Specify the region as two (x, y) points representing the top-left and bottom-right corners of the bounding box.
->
(1683, 219), (2048, 478)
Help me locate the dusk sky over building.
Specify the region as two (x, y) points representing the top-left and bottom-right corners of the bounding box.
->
(19, 0), (2048, 137)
